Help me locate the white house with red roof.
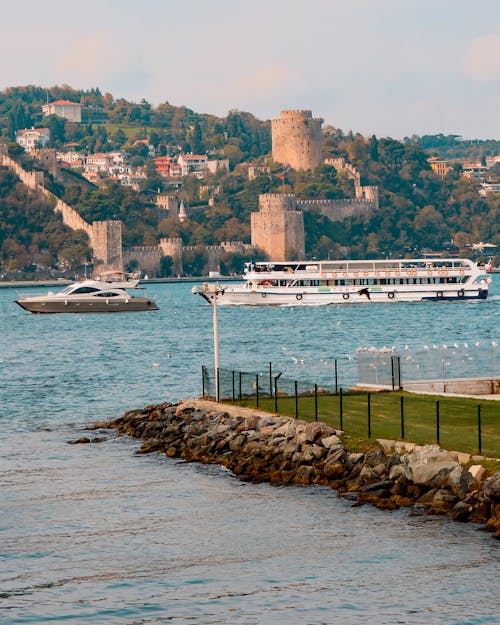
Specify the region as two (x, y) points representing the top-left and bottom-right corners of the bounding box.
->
(42, 100), (82, 122)
(16, 127), (51, 150)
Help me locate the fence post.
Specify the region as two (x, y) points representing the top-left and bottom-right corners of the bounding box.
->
(269, 362), (273, 397)
(274, 377), (278, 413)
(232, 370), (235, 402)
(295, 381), (298, 419)
(256, 374), (259, 408)
(339, 387), (343, 430)
(400, 395), (405, 439)
(397, 356), (402, 389)
(334, 359), (338, 394)
(202, 365), (206, 398)
(216, 368), (220, 402)
(436, 400), (440, 445)
(477, 404), (482, 454)
(314, 384), (318, 421)
(391, 357), (395, 390)
(239, 371), (242, 402)
(367, 392), (371, 438)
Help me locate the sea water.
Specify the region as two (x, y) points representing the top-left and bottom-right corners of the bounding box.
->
(0, 279), (499, 624)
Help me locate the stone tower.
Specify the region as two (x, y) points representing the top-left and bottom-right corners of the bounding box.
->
(271, 110), (323, 170)
(160, 237), (184, 276)
(91, 220), (123, 274)
(251, 194), (305, 261)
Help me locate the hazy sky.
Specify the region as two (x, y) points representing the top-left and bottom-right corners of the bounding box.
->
(2, 0), (500, 139)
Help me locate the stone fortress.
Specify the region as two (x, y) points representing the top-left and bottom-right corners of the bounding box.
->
(271, 110), (324, 170)
(2, 107), (380, 274)
(253, 110), (379, 261)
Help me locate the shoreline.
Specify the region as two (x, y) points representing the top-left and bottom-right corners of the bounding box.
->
(86, 398), (500, 540)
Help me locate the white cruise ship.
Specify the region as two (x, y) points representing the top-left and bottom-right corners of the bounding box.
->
(193, 258), (492, 306)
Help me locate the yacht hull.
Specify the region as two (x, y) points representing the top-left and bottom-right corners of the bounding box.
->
(16, 298), (158, 313)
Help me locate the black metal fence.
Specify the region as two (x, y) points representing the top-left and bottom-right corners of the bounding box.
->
(201, 366), (500, 458)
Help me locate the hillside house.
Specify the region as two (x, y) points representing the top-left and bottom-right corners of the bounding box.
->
(42, 100), (82, 123)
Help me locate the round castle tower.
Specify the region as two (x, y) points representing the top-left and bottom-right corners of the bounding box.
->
(271, 110), (323, 170)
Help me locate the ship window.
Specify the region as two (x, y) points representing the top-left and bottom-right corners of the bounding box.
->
(72, 286), (101, 294)
(95, 291), (120, 297)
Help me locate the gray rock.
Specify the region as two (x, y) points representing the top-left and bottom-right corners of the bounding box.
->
(321, 434), (343, 449)
(326, 446), (347, 464)
(348, 452), (364, 465)
(304, 422), (335, 443)
(388, 464), (406, 481)
(483, 472), (500, 501)
(403, 445), (458, 485)
(450, 501), (472, 521)
(364, 449), (387, 467)
(430, 489), (459, 513)
(364, 480), (394, 493)
(447, 465), (476, 499)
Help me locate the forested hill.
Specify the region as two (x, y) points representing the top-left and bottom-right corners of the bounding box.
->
(0, 85), (499, 278)
(0, 85), (271, 163)
(0, 167), (90, 274)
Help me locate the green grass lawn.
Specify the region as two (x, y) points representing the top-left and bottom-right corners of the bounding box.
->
(227, 391), (499, 459)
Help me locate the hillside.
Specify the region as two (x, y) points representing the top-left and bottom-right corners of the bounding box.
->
(0, 166), (90, 276)
(0, 85), (499, 277)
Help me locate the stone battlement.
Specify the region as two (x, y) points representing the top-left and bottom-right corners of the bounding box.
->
(272, 110), (323, 170)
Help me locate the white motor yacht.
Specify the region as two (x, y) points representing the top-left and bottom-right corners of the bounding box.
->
(15, 278), (159, 313)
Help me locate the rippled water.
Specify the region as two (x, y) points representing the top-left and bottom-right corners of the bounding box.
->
(1, 279), (499, 624)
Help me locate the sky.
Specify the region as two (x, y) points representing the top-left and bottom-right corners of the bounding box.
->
(1, 0), (500, 139)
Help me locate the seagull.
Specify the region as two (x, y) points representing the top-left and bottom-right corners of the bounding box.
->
(291, 356), (299, 363)
(493, 341), (498, 348)
(423, 345), (429, 350)
(475, 341), (481, 347)
(152, 362), (161, 367)
(463, 342), (468, 349)
(432, 344), (440, 350)
(453, 343), (459, 349)
(404, 344), (409, 350)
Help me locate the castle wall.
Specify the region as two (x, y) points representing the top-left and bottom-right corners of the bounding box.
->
(123, 246), (162, 276)
(1, 151), (123, 274)
(271, 110), (323, 170)
(31, 148), (62, 181)
(91, 220), (123, 274)
(160, 237), (184, 275)
(297, 198), (377, 221)
(251, 193), (304, 261)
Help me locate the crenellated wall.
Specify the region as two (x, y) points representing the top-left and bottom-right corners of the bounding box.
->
(271, 110), (323, 170)
(91, 220), (123, 274)
(251, 193), (305, 261)
(160, 237), (184, 275)
(297, 197), (377, 220)
(1, 150), (123, 274)
(123, 246), (162, 276)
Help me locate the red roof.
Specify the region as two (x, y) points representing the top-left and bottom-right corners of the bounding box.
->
(17, 127), (49, 135)
(46, 100), (81, 107)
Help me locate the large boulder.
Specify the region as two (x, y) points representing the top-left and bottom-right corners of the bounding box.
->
(483, 473), (500, 501)
(403, 445), (458, 486)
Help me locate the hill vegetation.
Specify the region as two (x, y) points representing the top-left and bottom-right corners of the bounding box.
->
(0, 85), (499, 277)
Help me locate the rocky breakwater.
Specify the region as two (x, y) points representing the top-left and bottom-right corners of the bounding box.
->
(94, 399), (500, 539)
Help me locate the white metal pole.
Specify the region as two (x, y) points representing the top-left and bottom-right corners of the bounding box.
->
(213, 285), (220, 402)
